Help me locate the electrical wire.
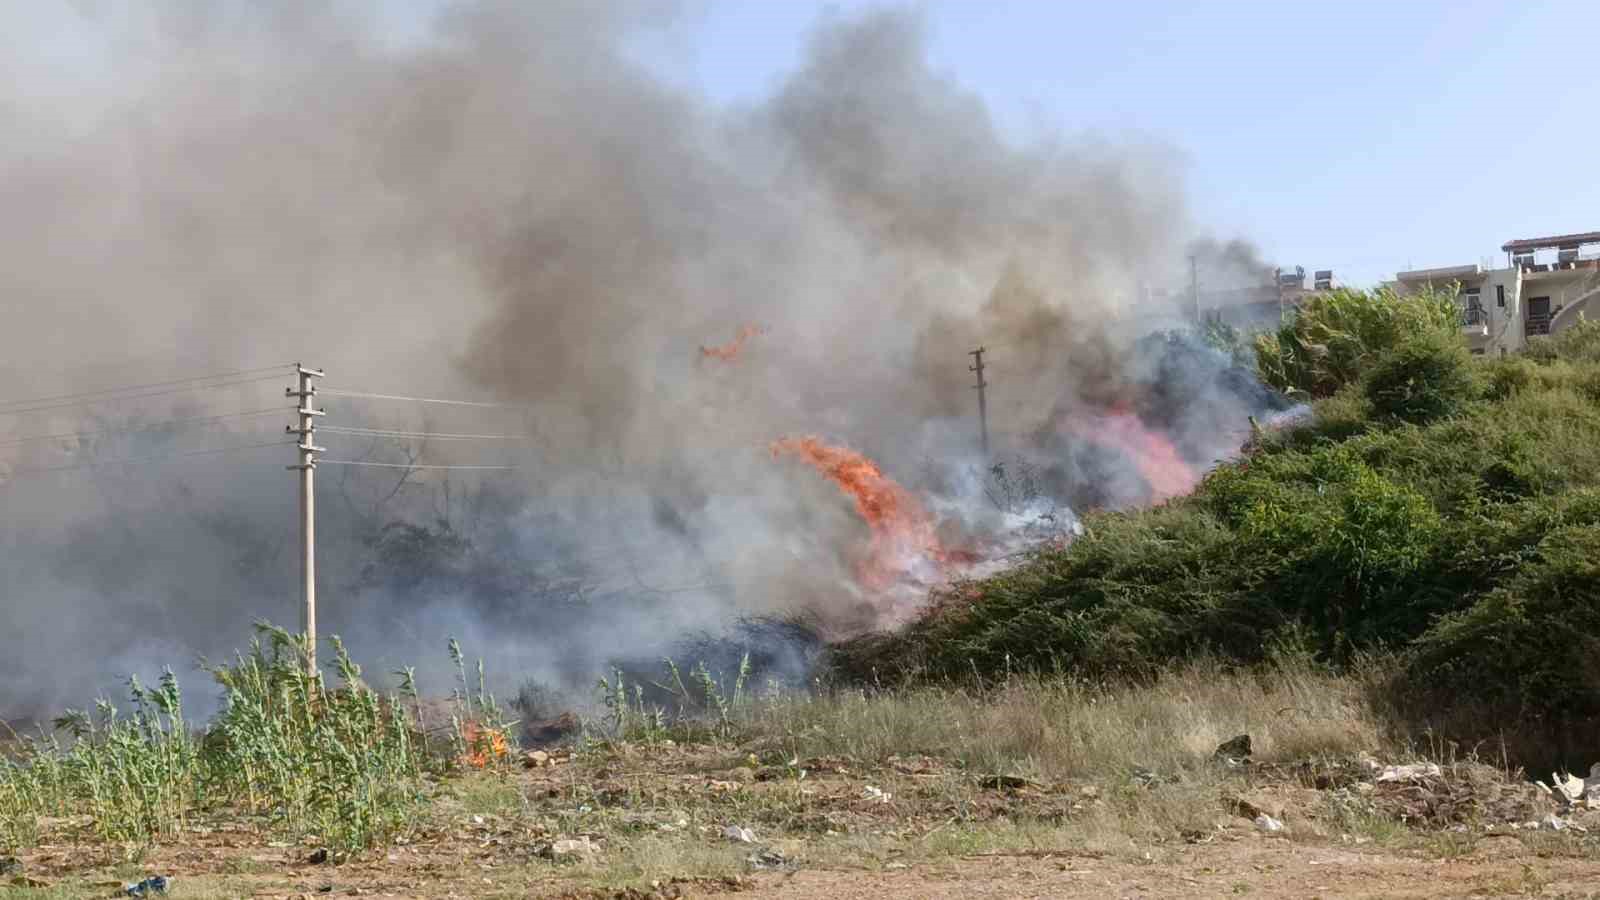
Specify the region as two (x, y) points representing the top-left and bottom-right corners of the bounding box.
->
(316, 460), (519, 470)
(0, 439), (297, 479)
(318, 426), (530, 441)
(0, 408), (288, 448)
(318, 388), (524, 409)
(0, 364), (291, 411)
(0, 373), (290, 418)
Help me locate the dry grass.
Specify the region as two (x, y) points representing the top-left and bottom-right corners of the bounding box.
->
(5, 658), (1590, 899)
(727, 658), (1388, 782)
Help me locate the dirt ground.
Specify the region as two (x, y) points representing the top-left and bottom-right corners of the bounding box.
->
(10, 837), (1600, 899)
(6, 742), (1600, 899)
(733, 844), (1600, 899)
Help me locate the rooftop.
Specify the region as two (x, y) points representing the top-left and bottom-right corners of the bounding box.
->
(1501, 231), (1600, 253)
(1396, 263), (1481, 283)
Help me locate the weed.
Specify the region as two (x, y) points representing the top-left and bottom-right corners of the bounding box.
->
(0, 622), (450, 853)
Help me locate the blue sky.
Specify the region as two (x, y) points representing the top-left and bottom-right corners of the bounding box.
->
(12, 1), (1599, 287)
(631, 0), (1600, 286)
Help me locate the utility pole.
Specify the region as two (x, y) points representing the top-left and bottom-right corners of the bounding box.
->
(968, 346), (989, 457)
(1275, 267), (1285, 322)
(1189, 254), (1200, 325)
(286, 364), (325, 675)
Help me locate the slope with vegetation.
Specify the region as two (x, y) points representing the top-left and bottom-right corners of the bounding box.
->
(4, 289), (1600, 896)
(836, 287), (1600, 769)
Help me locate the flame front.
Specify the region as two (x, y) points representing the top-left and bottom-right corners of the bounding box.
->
(770, 436), (950, 593)
(1065, 410), (1196, 503)
(459, 720), (508, 769)
(700, 324), (766, 362)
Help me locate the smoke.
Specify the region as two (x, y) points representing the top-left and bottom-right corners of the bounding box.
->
(0, 1), (1280, 715)
(1186, 236), (1279, 291)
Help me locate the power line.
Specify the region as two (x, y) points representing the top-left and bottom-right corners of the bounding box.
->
(319, 425), (530, 442)
(0, 364), (290, 411)
(0, 373), (289, 418)
(317, 460), (519, 471)
(0, 408), (287, 448)
(319, 388), (524, 409)
(1, 439), (297, 479)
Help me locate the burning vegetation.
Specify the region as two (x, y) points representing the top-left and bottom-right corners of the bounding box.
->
(770, 436), (959, 598)
(699, 325), (767, 363)
(0, 1), (1312, 725)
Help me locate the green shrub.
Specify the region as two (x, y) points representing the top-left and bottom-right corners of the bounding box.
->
(1253, 286), (1458, 397)
(1483, 355), (1537, 400)
(1410, 522), (1600, 720)
(0, 624), (442, 852)
(1362, 332), (1481, 424)
(1527, 318), (1600, 365)
(839, 315), (1600, 753)
(204, 627), (426, 851)
(1200, 317), (1257, 369)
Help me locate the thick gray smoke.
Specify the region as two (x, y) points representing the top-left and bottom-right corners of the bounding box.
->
(0, 2), (1273, 715)
(1186, 237), (1279, 292)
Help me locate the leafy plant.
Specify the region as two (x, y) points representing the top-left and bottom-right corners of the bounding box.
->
(1, 623), (432, 853)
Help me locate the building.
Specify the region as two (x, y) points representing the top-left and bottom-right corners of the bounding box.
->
(1161, 266), (1342, 330)
(1389, 231), (1600, 355)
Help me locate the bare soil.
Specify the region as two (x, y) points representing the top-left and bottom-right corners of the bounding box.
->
(6, 742), (1599, 899)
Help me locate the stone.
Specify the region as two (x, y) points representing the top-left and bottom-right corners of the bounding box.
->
(1254, 814), (1285, 833)
(1214, 734), (1252, 762)
(539, 837), (599, 861)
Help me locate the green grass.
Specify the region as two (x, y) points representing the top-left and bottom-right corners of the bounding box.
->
(0, 624), (515, 855)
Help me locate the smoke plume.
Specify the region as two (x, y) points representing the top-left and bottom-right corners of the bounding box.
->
(0, 2), (1280, 714)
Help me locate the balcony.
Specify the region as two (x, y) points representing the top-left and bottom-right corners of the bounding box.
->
(1460, 305), (1489, 336)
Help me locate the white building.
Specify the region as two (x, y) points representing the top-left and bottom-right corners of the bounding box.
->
(1390, 231), (1600, 355)
(1174, 266), (1342, 330)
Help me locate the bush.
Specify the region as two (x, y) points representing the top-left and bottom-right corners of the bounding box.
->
(834, 308), (1600, 768)
(1527, 318), (1600, 365)
(1483, 355), (1537, 400)
(0, 624), (470, 853)
(1362, 331), (1481, 424)
(1410, 521), (1600, 721)
(1253, 286), (1459, 397)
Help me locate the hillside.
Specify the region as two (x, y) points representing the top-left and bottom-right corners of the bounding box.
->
(6, 288), (1600, 898)
(833, 288), (1600, 768)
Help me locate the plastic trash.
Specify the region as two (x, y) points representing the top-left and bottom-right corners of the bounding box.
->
(125, 876), (170, 897)
(1375, 763), (1442, 783)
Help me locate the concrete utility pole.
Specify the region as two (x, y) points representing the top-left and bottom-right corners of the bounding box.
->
(1189, 254), (1200, 325)
(968, 346), (989, 457)
(286, 364), (325, 674)
(1275, 267), (1285, 323)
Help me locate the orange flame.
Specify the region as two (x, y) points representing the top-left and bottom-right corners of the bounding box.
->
(700, 325), (766, 362)
(771, 436), (950, 592)
(1066, 411), (1196, 503)
(459, 719), (509, 769)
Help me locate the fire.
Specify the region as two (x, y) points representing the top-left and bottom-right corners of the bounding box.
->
(770, 436), (952, 592)
(459, 719), (509, 769)
(700, 324), (766, 362)
(1066, 410), (1196, 503)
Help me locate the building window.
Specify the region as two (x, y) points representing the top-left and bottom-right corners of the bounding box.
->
(1500, 347), (1508, 356)
(1460, 287), (1486, 327)
(1470, 348), (1486, 355)
(1496, 285), (1506, 308)
(1528, 296), (1552, 336)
